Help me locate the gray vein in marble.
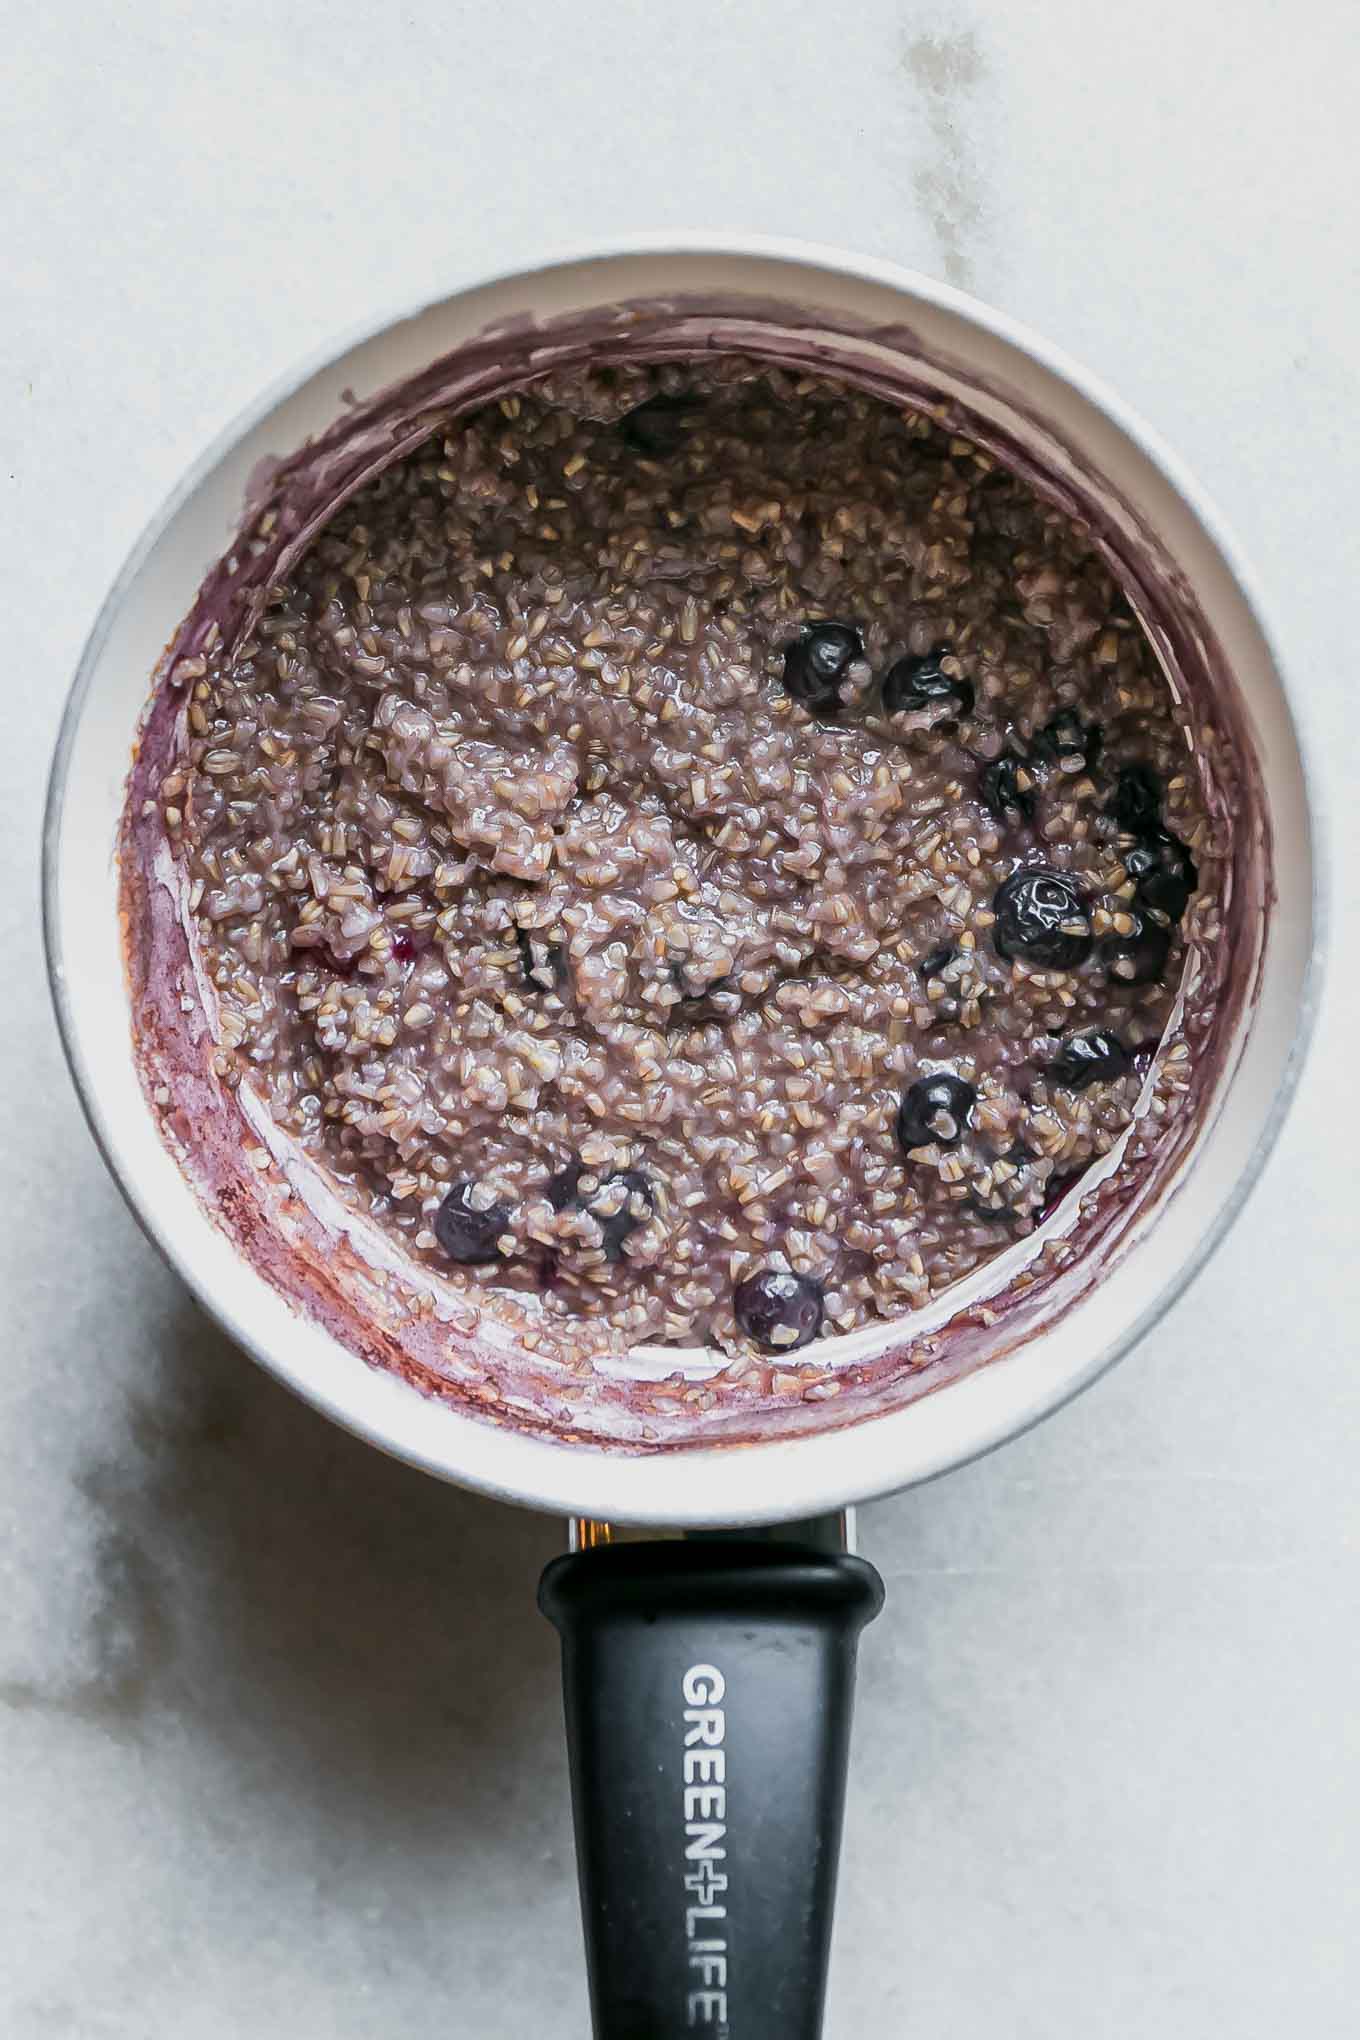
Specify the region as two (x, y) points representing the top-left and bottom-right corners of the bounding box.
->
(904, 27), (988, 286)
(0, 1524), (174, 1733)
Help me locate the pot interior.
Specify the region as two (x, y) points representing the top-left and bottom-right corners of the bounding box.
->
(50, 250), (1310, 1517)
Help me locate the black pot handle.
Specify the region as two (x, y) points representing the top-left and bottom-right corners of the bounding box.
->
(539, 1525), (884, 2040)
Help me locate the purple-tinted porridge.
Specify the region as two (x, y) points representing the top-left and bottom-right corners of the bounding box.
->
(158, 355), (1226, 1359)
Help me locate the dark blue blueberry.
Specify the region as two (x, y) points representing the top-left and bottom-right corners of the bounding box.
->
(992, 867), (1093, 970)
(547, 1162), (655, 1261)
(966, 1144), (1046, 1224)
(918, 944), (956, 979)
(882, 645), (974, 719)
(1038, 1164), (1090, 1222)
(978, 750), (1036, 824)
(967, 1196), (1015, 1224)
(897, 1073), (977, 1153)
(672, 963), (735, 1014)
(619, 393), (696, 455)
(1033, 709), (1103, 772)
(780, 622), (863, 715)
(434, 1180), (512, 1264)
(516, 925), (565, 991)
(1125, 830), (1197, 922)
(546, 1160), (584, 1212)
(1047, 1029), (1132, 1091)
(1110, 764), (1163, 834)
(536, 1248), (561, 1292)
(592, 1170), (655, 1259)
(1100, 909), (1172, 985)
(733, 1269), (825, 1352)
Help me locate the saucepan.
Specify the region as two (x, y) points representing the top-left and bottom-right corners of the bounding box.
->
(44, 237), (1319, 2038)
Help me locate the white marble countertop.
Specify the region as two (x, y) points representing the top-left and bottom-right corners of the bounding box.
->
(3, 2), (1357, 2033)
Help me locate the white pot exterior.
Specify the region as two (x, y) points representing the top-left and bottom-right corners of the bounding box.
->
(45, 237), (1320, 1526)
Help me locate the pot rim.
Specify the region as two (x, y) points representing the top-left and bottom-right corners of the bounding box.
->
(43, 231), (1327, 1525)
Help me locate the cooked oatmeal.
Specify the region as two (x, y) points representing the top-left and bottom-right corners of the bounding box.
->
(164, 356), (1225, 1357)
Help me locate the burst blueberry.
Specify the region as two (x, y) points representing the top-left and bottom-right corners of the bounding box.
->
(547, 1161), (655, 1262)
(1047, 1029), (1132, 1091)
(992, 867), (1093, 970)
(1100, 909), (1171, 985)
(966, 1145), (1048, 1224)
(917, 944), (956, 979)
(1125, 830), (1197, 922)
(434, 1180), (512, 1264)
(897, 1072), (977, 1153)
(619, 393), (695, 456)
(1110, 763), (1163, 834)
(516, 925), (565, 991)
(978, 750), (1036, 825)
(546, 1160), (584, 1212)
(1038, 1165), (1090, 1222)
(882, 645), (974, 719)
(672, 963), (735, 1014)
(733, 1269), (825, 1352)
(1034, 709), (1103, 772)
(780, 623), (863, 715)
(593, 1169), (655, 1259)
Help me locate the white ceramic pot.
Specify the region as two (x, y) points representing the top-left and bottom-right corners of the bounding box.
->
(45, 235), (1320, 1532)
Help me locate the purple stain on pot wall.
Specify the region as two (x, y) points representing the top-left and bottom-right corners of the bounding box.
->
(117, 288), (1270, 1454)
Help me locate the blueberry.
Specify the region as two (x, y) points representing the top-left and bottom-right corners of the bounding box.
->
(315, 944), (359, 979)
(1047, 1029), (1132, 1091)
(516, 925), (565, 991)
(547, 1162), (655, 1261)
(966, 1145), (1048, 1224)
(546, 1160), (584, 1212)
(672, 963), (735, 1014)
(1033, 709), (1103, 772)
(1100, 909), (1172, 985)
(733, 1269), (825, 1352)
(592, 1170), (655, 1259)
(897, 1073), (977, 1152)
(917, 945), (962, 1025)
(781, 623), (863, 715)
(619, 393), (695, 456)
(1110, 764), (1163, 834)
(434, 1180), (512, 1264)
(978, 750), (1036, 825)
(1125, 830), (1197, 922)
(1038, 1164), (1089, 1222)
(918, 944), (956, 979)
(992, 867), (1093, 970)
(882, 645), (975, 719)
